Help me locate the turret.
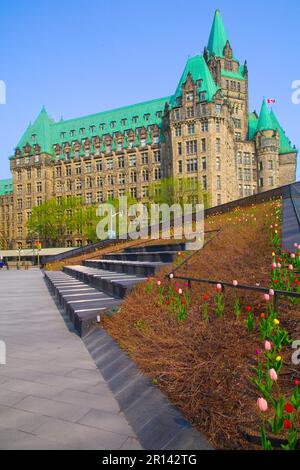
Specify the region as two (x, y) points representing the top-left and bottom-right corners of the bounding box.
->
(255, 100), (280, 192)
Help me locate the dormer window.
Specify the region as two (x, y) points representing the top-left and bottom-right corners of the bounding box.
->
(31, 134), (37, 141)
(100, 123), (105, 131)
(133, 116), (138, 124)
(90, 125), (96, 133)
(225, 60), (233, 71)
(117, 141), (123, 151)
(121, 119), (127, 126)
(176, 97), (182, 106)
(70, 130), (75, 137)
(60, 132), (66, 139)
(199, 92), (206, 101)
(196, 79), (203, 88)
(79, 128), (85, 135)
(156, 111), (162, 118)
(186, 91), (194, 102)
(110, 121), (116, 129)
(144, 114), (150, 122)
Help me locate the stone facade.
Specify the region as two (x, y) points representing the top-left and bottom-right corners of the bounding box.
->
(0, 9), (297, 249)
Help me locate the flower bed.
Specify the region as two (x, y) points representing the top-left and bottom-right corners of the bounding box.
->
(102, 199), (300, 449)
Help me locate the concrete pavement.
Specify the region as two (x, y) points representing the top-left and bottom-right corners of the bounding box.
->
(0, 270), (142, 450)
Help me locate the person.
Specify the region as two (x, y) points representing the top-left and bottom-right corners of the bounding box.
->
(0, 260), (4, 270)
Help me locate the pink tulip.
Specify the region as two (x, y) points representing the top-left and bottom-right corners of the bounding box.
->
(256, 348), (262, 356)
(216, 283), (222, 293)
(269, 289), (275, 297)
(169, 273), (174, 279)
(277, 263), (282, 269)
(264, 340), (272, 351)
(178, 288), (183, 295)
(272, 263), (277, 269)
(294, 243), (298, 248)
(291, 254), (295, 259)
(233, 280), (238, 287)
(264, 294), (270, 302)
(298, 245), (300, 250)
(269, 369), (278, 381)
(257, 397), (268, 412)
(289, 265), (294, 271)
(157, 280), (161, 286)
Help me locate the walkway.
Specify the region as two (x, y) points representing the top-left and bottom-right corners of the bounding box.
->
(0, 270), (141, 450)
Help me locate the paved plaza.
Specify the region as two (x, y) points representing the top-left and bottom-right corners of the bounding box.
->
(0, 270), (141, 450)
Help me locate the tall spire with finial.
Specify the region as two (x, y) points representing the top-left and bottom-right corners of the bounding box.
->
(207, 9), (230, 57)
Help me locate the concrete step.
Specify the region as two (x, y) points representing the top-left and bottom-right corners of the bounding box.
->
(63, 265), (148, 299)
(124, 243), (187, 253)
(44, 271), (122, 337)
(83, 259), (164, 277)
(102, 251), (178, 263)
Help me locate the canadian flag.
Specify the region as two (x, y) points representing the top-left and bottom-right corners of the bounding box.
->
(266, 98), (276, 104)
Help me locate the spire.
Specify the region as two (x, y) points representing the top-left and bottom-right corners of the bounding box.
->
(257, 99), (275, 132)
(207, 9), (229, 57)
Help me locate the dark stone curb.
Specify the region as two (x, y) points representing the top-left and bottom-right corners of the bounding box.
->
(83, 327), (212, 451)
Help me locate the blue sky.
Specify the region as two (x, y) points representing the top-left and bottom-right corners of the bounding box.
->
(0, 0), (299, 179)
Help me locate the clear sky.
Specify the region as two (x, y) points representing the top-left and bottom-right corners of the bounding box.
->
(0, 0), (299, 179)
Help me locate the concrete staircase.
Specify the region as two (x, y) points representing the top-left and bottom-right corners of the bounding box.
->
(45, 242), (187, 337)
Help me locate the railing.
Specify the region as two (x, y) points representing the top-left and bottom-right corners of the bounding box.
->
(166, 275), (300, 313)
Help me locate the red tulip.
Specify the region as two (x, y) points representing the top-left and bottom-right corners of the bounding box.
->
(181, 299), (186, 305)
(284, 419), (292, 430)
(285, 403), (294, 414)
(294, 380), (299, 387)
(203, 295), (209, 302)
(246, 306), (252, 312)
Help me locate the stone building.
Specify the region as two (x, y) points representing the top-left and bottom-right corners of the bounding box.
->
(0, 9), (297, 249)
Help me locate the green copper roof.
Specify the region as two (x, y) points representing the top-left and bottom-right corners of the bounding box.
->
(17, 106), (54, 154)
(270, 109), (297, 154)
(172, 55), (219, 106)
(221, 64), (245, 81)
(257, 100), (275, 132)
(207, 9), (229, 58)
(248, 112), (259, 140)
(14, 97), (171, 157)
(0, 178), (13, 196)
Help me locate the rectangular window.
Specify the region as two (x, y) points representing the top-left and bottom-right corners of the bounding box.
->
(129, 155), (136, 167)
(216, 156), (221, 171)
(201, 121), (208, 132)
(201, 138), (206, 152)
(186, 107), (194, 118)
(178, 161), (183, 173)
(187, 158), (198, 173)
(187, 123), (195, 135)
(216, 175), (221, 190)
(202, 176), (207, 191)
(154, 150), (161, 163)
(175, 127), (182, 137)
(106, 158), (113, 170)
(141, 153), (148, 165)
(186, 140), (197, 155)
(216, 138), (221, 153)
(178, 142), (182, 156)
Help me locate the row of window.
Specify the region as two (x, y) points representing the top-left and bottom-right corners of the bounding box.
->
(174, 120), (221, 137)
(177, 138), (221, 156)
(174, 103), (222, 120)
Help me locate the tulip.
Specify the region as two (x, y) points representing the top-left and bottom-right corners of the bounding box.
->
(256, 348), (262, 356)
(203, 295), (209, 302)
(178, 288), (183, 295)
(216, 283), (222, 293)
(285, 403), (293, 414)
(277, 263), (282, 269)
(181, 299), (186, 305)
(294, 243), (298, 248)
(291, 254), (295, 259)
(169, 273), (174, 279)
(294, 380), (299, 387)
(257, 397), (268, 412)
(272, 263), (277, 269)
(264, 294), (270, 302)
(269, 369), (278, 381)
(264, 340), (272, 351)
(274, 319), (280, 326)
(269, 289), (275, 297)
(260, 313), (265, 319)
(276, 356), (282, 362)
(233, 280), (238, 287)
(284, 419), (292, 430)
(246, 306), (252, 312)
(157, 280), (161, 286)
(289, 265), (294, 271)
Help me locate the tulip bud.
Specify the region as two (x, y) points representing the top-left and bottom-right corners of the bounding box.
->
(257, 397), (268, 412)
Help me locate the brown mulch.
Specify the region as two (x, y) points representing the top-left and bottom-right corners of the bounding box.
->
(101, 200), (300, 449)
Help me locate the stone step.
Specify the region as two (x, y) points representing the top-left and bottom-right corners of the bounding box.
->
(83, 259), (164, 277)
(44, 271), (122, 337)
(124, 243), (187, 253)
(63, 265), (148, 299)
(102, 251), (178, 263)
